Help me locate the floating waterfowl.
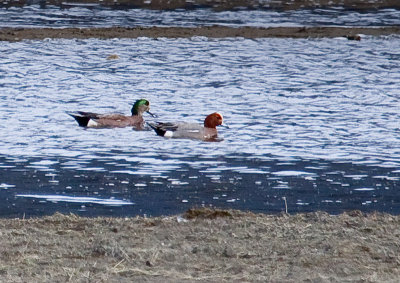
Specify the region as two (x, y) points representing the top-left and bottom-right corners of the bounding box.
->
(68, 99), (155, 129)
(107, 54), (119, 60)
(346, 34), (361, 41)
(148, 112), (228, 141)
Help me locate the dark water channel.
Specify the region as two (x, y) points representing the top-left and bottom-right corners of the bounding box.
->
(1, 155), (400, 218)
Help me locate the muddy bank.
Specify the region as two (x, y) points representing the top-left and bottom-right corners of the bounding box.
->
(1, 26), (399, 41)
(2, 0), (400, 10)
(1, 208), (400, 282)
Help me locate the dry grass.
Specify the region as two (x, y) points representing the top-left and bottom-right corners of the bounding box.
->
(1, 208), (400, 282)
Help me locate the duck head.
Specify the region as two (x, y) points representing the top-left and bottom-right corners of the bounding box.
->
(131, 99), (156, 117)
(204, 112), (228, 129)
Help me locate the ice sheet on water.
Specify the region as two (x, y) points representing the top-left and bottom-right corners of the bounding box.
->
(16, 194), (134, 206)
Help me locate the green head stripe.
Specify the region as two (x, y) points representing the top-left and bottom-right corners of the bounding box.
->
(132, 99), (150, 115)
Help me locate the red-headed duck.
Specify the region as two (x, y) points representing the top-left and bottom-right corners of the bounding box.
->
(149, 112), (228, 141)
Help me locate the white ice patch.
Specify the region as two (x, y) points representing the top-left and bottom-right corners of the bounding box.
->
(271, 171), (316, 177)
(0, 183), (15, 189)
(353, 188), (375, 191)
(16, 194), (134, 206)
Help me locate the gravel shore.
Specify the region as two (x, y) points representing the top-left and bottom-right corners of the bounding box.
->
(1, 26), (399, 41)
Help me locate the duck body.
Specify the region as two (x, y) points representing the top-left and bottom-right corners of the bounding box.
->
(149, 112), (227, 141)
(68, 111), (145, 129)
(68, 99), (154, 129)
(149, 122), (218, 140)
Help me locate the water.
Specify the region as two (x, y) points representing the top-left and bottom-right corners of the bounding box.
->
(1, 36), (400, 217)
(1, 4), (400, 217)
(0, 5), (399, 28)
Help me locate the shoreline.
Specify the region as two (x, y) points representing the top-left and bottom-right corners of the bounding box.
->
(1, 208), (400, 281)
(1, 26), (400, 41)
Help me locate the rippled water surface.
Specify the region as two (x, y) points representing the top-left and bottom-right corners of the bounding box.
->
(1, 36), (400, 217)
(0, 5), (399, 27)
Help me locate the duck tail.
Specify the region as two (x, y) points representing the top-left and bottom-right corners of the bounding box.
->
(147, 122), (166, 137)
(67, 112), (90, 127)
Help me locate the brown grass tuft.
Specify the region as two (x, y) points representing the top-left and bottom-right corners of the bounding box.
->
(183, 208), (233, 220)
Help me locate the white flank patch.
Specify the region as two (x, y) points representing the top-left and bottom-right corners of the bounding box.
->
(87, 119), (99, 127)
(164, 131), (174, 138)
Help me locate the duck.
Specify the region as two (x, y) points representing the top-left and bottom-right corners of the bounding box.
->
(68, 99), (155, 129)
(346, 34), (361, 41)
(148, 112), (228, 141)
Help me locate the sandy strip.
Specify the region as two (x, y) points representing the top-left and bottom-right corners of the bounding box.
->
(1, 26), (399, 41)
(1, 208), (399, 282)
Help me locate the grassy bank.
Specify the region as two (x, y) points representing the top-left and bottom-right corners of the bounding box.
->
(1, 208), (400, 282)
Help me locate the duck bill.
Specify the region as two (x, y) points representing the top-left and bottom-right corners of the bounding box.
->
(146, 110), (157, 118)
(220, 123), (230, 129)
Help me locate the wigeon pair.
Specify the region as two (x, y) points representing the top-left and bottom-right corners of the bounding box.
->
(69, 100), (227, 141)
